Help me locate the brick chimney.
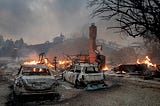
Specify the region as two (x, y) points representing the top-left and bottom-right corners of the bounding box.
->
(89, 23), (97, 63)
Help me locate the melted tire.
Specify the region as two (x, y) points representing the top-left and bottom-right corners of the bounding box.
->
(74, 80), (81, 89)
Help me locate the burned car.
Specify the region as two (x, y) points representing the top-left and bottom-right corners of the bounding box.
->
(13, 63), (59, 101)
(62, 63), (107, 90)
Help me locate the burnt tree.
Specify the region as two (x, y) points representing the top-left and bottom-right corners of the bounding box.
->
(88, 0), (160, 41)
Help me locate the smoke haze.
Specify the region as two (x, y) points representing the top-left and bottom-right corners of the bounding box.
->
(0, 0), (142, 46)
(0, 0), (89, 44)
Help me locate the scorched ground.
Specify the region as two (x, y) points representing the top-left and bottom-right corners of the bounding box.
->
(0, 59), (160, 106)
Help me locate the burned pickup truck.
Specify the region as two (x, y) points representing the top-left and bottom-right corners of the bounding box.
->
(62, 63), (107, 90)
(13, 63), (59, 101)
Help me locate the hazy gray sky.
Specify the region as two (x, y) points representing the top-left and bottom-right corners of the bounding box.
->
(0, 0), (142, 45)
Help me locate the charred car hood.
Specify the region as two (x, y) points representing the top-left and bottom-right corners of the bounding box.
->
(21, 76), (57, 91)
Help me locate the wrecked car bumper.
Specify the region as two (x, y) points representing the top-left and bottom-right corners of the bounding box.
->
(18, 91), (58, 96)
(14, 87), (58, 96)
(83, 80), (105, 85)
(14, 91), (60, 101)
(86, 83), (107, 90)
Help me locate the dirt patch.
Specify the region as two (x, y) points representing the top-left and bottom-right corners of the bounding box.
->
(51, 80), (160, 106)
(0, 82), (11, 106)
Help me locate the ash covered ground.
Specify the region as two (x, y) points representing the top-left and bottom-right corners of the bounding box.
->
(0, 57), (160, 106)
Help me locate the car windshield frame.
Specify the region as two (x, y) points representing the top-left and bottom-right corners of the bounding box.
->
(21, 66), (51, 76)
(83, 66), (100, 74)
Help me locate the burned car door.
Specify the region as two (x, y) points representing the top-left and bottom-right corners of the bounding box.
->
(65, 69), (74, 83)
(71, 66), (81, 84)
(71, 70), (80, 84)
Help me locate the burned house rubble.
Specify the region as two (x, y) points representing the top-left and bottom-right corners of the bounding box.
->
(110, 56), (160, 79)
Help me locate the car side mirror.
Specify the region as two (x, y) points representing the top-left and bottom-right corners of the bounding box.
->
(70, 70), (74, 72)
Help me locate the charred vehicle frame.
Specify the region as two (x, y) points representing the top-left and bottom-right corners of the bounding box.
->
(62, 62), (107, 90)
(13, 63), (59, 101)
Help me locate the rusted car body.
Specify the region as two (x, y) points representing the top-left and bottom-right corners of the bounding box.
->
(13, 64), (59, 101)
(62, 63), (107, 90)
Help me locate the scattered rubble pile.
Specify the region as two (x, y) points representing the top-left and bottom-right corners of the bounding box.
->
(111, 56), (160, 79)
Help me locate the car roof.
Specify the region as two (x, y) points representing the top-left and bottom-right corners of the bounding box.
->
(74, 63), (98, 67)
(21, 64), (49, 69)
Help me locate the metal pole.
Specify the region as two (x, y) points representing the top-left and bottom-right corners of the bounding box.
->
(54, 56), (57, 71)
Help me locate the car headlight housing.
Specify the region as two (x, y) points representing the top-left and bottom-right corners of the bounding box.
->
(82, 75), (85, 80)
(16, 80), (23, 87)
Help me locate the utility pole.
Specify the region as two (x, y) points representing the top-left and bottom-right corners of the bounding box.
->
(54, 56), (57, 71)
